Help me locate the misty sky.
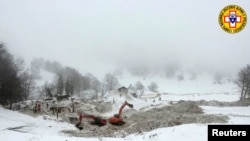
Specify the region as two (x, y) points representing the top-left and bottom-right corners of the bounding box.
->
(0, 0), (249, 79)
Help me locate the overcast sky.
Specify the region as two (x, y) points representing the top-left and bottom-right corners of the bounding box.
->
(0, 0), (249, 79)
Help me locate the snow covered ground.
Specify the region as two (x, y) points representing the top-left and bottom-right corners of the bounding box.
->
(1, 93), (250, 141)
(0, 67), (248, 141)
(118, 70), (237, 94)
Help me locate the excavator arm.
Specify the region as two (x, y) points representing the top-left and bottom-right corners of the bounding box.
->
(118, 101), (128, 118)
(76, 114), (107, 130)
(109, 101), (133, 125)
(78, 114), (96, 123)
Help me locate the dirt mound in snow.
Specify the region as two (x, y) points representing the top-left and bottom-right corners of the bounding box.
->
(171, 101), (203, 113)
(197, 98), (250, 107)
(62, 101), (228, 138)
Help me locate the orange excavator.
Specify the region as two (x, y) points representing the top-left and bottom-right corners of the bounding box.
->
(75, 114), (107, 130)
(108, 101), (133, 125)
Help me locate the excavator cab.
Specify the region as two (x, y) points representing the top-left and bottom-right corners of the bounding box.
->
(114, 114), (119, 118)
(92, 116), (107, 126)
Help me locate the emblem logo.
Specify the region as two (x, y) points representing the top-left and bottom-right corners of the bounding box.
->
(219, 5), (247, 34)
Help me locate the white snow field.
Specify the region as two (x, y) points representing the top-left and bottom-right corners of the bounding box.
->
(1, 92), (250, 141)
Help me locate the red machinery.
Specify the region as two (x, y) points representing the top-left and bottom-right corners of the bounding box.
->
(76, 101), (133, 130)
(108, 101), (133, 125)
(76, 114), (107, 130)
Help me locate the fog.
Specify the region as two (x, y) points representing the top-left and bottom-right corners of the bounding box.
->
(0, 0), (249, 79)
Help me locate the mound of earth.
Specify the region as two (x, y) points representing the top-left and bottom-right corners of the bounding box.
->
(62, 101), (228, 138)
(197, 98), (250, 106)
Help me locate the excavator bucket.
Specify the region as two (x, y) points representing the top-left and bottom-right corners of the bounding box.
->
(75, 123), (83, 130)
(127, 103), (133, 108)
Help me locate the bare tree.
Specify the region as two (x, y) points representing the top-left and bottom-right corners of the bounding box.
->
(135, 81), (144, 96)
(148, 82), (158, 92)
(100, 81), (107, 98)
(20, 71), (35, 100)
(91, 78), (101, 99)
(56, 74), (64, 96)
(82, 75), (91, 90)
(44, 82), (53, 98)
(30, 58), (44, 79)
(64, 67), (82, 96)
(189, 71), (197, 80)
(214, 73), (223, 84)
(44, 60), (62, 74)
(177, 74), (184, 88)
(65, 79), (71, 96)
(235, 65), (250, 100)
(103, 73), (119, 91)
(165, 64), (179, 78)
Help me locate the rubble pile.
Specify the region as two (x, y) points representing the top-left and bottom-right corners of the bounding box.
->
(11, 97), (250, 138)
(62, 101), (228, 138)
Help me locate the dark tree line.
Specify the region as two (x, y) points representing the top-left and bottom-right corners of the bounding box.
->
(236, 64), (250, 100)
(0, 43), (122, 103)
(43, 74), (74, 100)
(0, 43), (34, 106)
(32, 59), (122, 99)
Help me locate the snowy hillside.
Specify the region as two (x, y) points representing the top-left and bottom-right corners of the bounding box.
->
(1, 62), (245, 141)
(118, 70), (237, 95)
(34, 69), (55, 87)
(32, 65), (239, 101)
(30, 69), (56, 99)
